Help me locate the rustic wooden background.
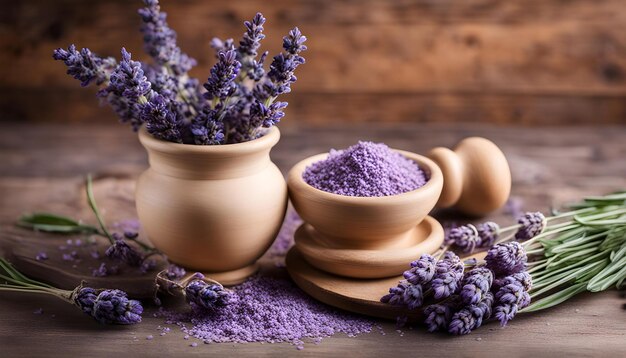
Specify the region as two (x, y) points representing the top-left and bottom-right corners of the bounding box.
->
(1, 0), (626, 126)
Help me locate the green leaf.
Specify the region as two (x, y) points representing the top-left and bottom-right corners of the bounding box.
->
(523, 282), (588, 312)
(17, 213), (99, 234)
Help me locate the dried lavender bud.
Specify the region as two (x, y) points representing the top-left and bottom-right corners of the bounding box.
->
(431, 252), (464, 300)
(108, 48), (152, 101)
(460, 267), (493, 305)
(35, 252), (48, 261)
(448, 292), (494, 335)
(446, 224), (479, 253)
(282, 27), (308, 55)
(249, 100), (288, 129)
(203, 50), (241, 101)
(142, 94), (184, 143)
(52, 45), (116, 87)
(92, 263), (108, 277)
(92, 289), (143, 324)
(238, 13), (266, 58)
(402, 283), (424, 310)
(266, 53), (304, 97)
(380, 280), (410, 306)
(248, 51), (268, 81)
(494, 304), (517, 327)
(493, 280), (527, 326)
(74, 287), (98, 315)
(477, 221), (499, 248)
(165, 264), (186, 280)
(423, 298), (458, 332)
(494, 271), (533, 292)
(138, 0), (196, 75)
(185, 274), (232, 311)
(403, 254), (436, 285)
(190, 108), (224, 145)
(515, 211), (546, 241)
(485, 242), (527, 276)
(140, 259), (157, 274)
(105, 233), (144, 266)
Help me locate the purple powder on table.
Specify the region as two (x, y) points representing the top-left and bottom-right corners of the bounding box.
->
(303, 141), (427, 197)
(159, 276), (372, 347)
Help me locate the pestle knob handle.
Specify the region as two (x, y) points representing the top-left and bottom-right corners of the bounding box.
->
(427, 137), (511, 216)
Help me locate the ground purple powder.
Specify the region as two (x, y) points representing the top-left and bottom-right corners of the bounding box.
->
(159, 276), (373, 347)
(303, 141), (427, 197)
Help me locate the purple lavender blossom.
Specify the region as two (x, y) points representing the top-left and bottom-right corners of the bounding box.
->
(52, 45), (116, 86)
(515, 211), (547, 241)
(105, 233), (144, 266)
(184, 274), (232, 311)
(248, 51), (268, 81)
(141, 94), (184, 143)
(431, 252), (464, 300)
(446, 224), (479, 253)
(403, 254), (436, 285)
(203, 50), (241, 101)
(477, 221), (499, 248)
(423, 304), (451, 332)
(74, 287), (98, 315)
(493, 272), (532, 326)
(283, 27), (308, 55)
(138, 0), (196, 75)
(92, 289), (143, 324)
(108, 48), (152, 101)
(238, 13), (266, 58)
(140, 259), (157, 274)
(380, 280), (410, 306)
(448, 292), (494, 335)
(190, 108), (224, 145)
(249, 100), (288, 129)
(266, 53), (305, 97)
(210, 37), (235, 58)
(165, 264), (186, 280)
(402, 283), (424, 310)
(459, 267), (493, 305)
(485, 242), (527, 276)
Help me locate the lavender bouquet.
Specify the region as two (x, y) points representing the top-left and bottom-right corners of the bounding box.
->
(53, 0), (307, 145)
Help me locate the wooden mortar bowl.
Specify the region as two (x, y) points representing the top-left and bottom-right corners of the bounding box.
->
(287, 150), (443, 250)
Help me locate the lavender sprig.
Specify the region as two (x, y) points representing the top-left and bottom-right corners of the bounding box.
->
(459, 267), (493, 305)
(0, 258), (142, 325)
(184, 273), (233, 311)
(485, 242), (527, 276)
(53, 45), (116, 87)
(515, 212), (547, 241)
(204, 50), (242, 102)
(431, 252), (464, 300)
(445, 224), (479, 253)
(403, 254), (437, 285)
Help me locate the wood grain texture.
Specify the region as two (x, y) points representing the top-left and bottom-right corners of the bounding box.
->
(0, 122), (625, 356)
(1, 0), (626, 125)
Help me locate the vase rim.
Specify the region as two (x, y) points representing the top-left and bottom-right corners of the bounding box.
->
(138, 126), (280, 156)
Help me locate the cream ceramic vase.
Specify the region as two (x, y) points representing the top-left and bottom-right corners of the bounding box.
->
(135, 127), (288, 284)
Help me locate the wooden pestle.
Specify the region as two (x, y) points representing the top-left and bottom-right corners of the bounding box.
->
(428, 137), (511, 216)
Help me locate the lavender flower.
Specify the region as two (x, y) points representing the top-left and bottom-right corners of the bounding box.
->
(190, 108), (224, 145)
(477, 221), (499, 248)
(248, 51), (268, 81)
(141, 94), (184, 143)
(210, 37), (235, 56)
(266, 53), (305, 97)
(485, 242), (527, 276)
(515, 211), (547, 241)
(52, 45), (116, 87)
(249, 100), (288, 129)
(423, 298), (459, 332)
(92, 262), (119, 277)
(403, 254), (436, 285)
(165, 264), (186, 280)
(108, 48), (152, 101)
(431, 252), (464, 300)
(402, 283), (424, 310)
(138, 0), (196, 75)
(105, 233), (144, 266)
(184, 274), (232, 311)
(459, 267), (493, 305)
(74, 287), (98, 315)
(140, 259), (157, 274)
(203, 50), (241, 101)
(446, 224), (479, 253)
(91, 289), (143, 324)
(381, 280), (410, 306)
(283, 27), (308, 55)
(448, 292), (494, 335)
(238, 13), (266, 58)
(493, 272), (532, 326)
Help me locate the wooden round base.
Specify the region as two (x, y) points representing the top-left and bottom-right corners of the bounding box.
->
(294, 216), (444, 279)
(286, 247), (420, 320)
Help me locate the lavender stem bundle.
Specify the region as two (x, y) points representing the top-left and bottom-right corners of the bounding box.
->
(53, 0), (307, 145)
(0, 258), (143, 324)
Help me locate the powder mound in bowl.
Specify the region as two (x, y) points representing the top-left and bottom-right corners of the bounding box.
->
(302, 141), (428, 197)
(159, 276), (372, 347)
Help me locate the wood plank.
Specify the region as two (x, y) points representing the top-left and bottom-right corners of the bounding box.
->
(1, 0), (626, 94)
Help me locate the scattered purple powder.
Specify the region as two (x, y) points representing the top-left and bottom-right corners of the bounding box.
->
(146, 335), (154, 340)
(303, 141), (428, 197)
(35, 252), (48, 261)
(159, 276), (372, 347)
(190, 342), (198, 347)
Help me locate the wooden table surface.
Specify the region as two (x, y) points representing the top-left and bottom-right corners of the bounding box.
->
(0, 122), (625, 357)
